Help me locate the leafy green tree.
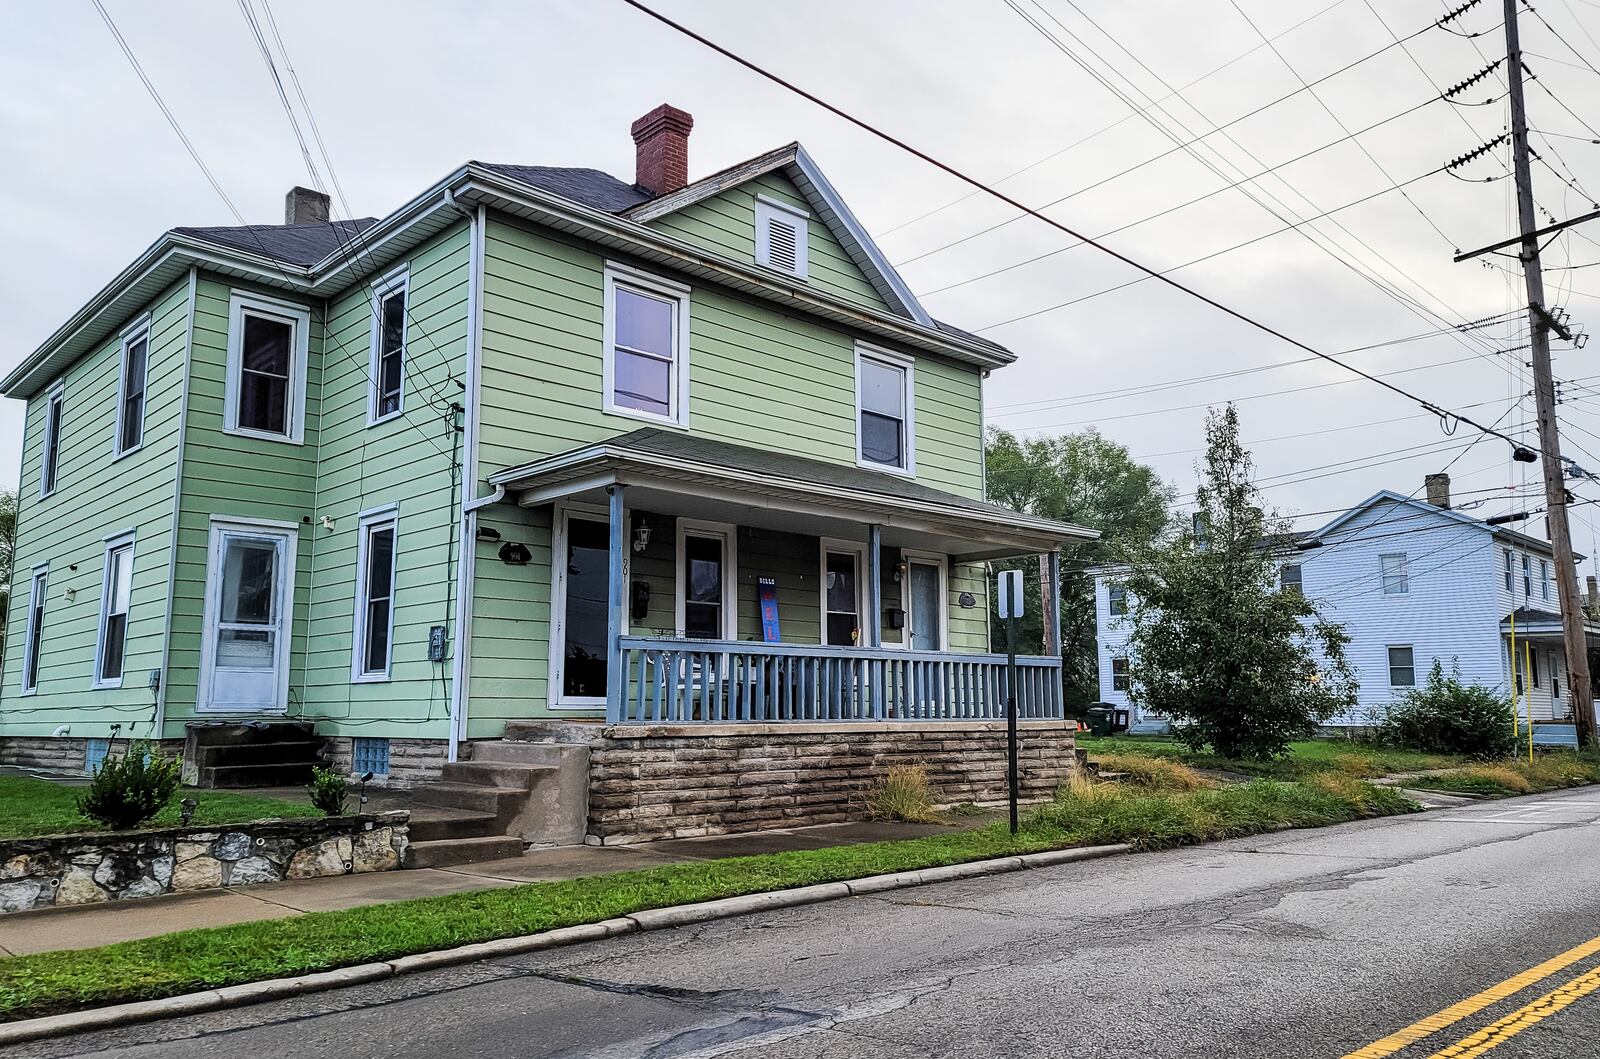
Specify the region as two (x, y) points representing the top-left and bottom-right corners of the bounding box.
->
(985, 427), (1173, 710)
(0, 487), (14, 658)
(1122, 406), (1357, 759)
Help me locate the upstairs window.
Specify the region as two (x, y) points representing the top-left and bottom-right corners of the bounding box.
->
(1503, 549), (1513, 593)
(352, 507), (398, 682)
(1108, 584), (1128, 616)
(755, 196), (809, 279)
(40, 382), (63, 498)
(1388, 645), (1415, 687)
(1380, 553), (1409, 596)
(1522, 554), (1532, 598)
(1541, 559), (1550, 602)
(603, 266), (689, 427)
(225, 292), (310, 443)
(1280, 563), (1303, 596)
(369, 269), (408, 424)
(116, 322), (149, 456)
(94, 533), (135, 688)
(21, 566), (47, 693)
(856, 345), (915, 474)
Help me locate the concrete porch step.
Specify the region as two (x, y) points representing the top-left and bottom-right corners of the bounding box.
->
(406, 806), (501, 843)
(502, 720), (604, 745)
(197, 761), (319, 789)
(404, 835), (525, 869)
(470, 741), (580, 766)
(186, 721), (317, 746)
(412, 781), (526, 817)
(440, 760), (557, 790)
(191, 740), (325, 768)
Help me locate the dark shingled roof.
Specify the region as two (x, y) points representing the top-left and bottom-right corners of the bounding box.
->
(171, 218), (381, 267)
(476, 163), (655, 213)
(593, 428), (1084, 534)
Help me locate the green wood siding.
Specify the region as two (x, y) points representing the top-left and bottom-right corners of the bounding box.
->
(646, 172), (891, 312)
(0, 278), (191, 738)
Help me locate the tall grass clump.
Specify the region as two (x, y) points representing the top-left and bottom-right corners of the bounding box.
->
(863, 764), (944, 824)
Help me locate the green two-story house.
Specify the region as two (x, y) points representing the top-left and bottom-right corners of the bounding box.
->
(0, 105), (1088, 845)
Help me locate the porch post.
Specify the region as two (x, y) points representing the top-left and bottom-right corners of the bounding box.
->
(866, 524), (883, 649)
(1046, 549), (1063, 717)
(605, 484), (626, 723)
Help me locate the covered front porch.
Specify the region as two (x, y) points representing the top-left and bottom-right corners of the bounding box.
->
(1502, 608), (1600, 726)
(487, 429), (1093, 727)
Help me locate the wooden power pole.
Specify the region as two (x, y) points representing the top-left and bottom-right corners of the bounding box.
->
(1501, 0), (1596, 746)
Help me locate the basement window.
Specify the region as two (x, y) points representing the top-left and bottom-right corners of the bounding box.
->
(755, 196), (809, 279)
(352, 737), (390, 776)
(85, 738), (111, 776)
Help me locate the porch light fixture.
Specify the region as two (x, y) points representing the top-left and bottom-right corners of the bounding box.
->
(179, 798), (198, 826)
(633, 518), (652, 554)
(475, 527), (502, 543)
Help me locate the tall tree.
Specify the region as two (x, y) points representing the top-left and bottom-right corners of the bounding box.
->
(985, 427), (1173, 709)
(1122, 406), (1357, 759)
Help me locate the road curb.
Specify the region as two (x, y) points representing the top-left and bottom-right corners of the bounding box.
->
(0, 842), (1132, 1046)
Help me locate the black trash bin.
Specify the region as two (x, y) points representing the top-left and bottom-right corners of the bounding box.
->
(1087, 705), (1113, 737)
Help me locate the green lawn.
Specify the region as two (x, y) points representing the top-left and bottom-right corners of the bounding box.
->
(1076, 735), (1463, 780)
(0, 775), (319, 839)
(0, 775), (1416, 1023)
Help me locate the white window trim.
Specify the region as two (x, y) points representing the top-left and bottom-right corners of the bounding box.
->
(367, 266), (409, 427)
(197, 516), (299, 713)
(351, 504), (400, 683)
(91, 529), (137, 690)
(754, 194), (810, 279)
(20, 564), (47, 695)
(819, 538), (870, 647)
(601, 263), (691, 429)
(1387, 644), (1416, 688)
(899, 549), (950, 652)
(1522, 553), (1533, 598)
(1540, 559), (1550, 602)
(224, 290), (311, 444)
(1111, 655), (1130, 692)
(1379, 552), (1409, 596)
(854, 342), (917, 478)
(675, 519), (738, 640)
(1107, 582), (1128, 616)
(549, 501), (630, 711)
(40, 380), (64, 499)
(1503, 548), (1514, 593)
(114, 316), (151, 460)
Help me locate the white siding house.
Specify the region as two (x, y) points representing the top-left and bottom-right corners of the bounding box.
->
(1092, 478), (1594, 732)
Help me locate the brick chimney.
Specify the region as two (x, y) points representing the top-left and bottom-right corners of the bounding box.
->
(630, 104), (694, 196)
(1425, 472), (1451, 509)
(285, 186), (330, 225)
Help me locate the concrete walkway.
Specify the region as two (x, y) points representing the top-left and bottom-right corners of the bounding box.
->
(0, 819), (967, 957)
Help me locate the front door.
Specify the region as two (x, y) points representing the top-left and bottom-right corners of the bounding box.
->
(905, 558), (944, 651)
(552, 509), (613, 708)
(200, 523), (294, 713)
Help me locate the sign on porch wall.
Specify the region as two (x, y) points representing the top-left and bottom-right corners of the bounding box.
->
(759, 578), (781, 642)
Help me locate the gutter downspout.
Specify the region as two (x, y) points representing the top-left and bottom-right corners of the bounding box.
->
(445, 195), (498, 762)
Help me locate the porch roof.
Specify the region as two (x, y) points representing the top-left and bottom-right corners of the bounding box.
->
(1502, 607), (1600, 638)
(488, 429), (1095, 561)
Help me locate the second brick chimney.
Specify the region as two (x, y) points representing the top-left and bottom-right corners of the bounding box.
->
(285, 186), (330, 225)
(631, 104), (694, 196)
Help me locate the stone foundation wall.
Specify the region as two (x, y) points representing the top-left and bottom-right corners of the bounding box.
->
(322, 737), (448, 788)
(587, 721), (1079, 844)
(0, 737), (186, 776)
(0, 811), (409, 914)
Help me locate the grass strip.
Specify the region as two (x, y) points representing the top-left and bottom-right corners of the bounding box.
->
(0, 778), (1415, 1023)
(0, 776), (319, 840)
(1404, 753), (1600, 798)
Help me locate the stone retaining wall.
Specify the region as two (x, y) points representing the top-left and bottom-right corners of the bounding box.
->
(0, 737), (185, 776)
(586, 721), (1079, 844)
(0, 811), (409, 914)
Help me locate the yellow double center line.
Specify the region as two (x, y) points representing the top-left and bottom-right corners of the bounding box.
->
(1342, 932), (1600, 1058)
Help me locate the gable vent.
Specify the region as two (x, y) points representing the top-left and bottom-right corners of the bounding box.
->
(756, 197), (809, 279)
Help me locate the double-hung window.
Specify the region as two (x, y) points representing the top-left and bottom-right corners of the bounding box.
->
(1541, 559), (1550, 602)
(856, 344), (915, 474)
(40, 382), (64, 498)
(1522, 554), (1532, 598)
(603, 265), (689, 427)
(225, 292), (310, 442)
(368, 268), (407, 423)
(20, 566), (47, 693)
(352, 507), (398, 681)
(1503, 549), (1514, 593)
(1387, 646), (1415, 687)
(1111, 657), (1130, 692)
(116, 321), (149, 456)
(1280, 564), (1303, 596)
(1108, 584), (1128, 616)
(93, 533), (135, 688)
(1380, 553), (1409, 596)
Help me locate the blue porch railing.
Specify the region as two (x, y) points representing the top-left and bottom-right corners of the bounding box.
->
(610, 636), (1063, 725)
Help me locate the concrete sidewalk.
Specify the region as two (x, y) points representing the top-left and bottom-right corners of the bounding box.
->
(0, 819), (969, 957)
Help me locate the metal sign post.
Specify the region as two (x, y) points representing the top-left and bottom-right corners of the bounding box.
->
(997, 570), (1024, 834)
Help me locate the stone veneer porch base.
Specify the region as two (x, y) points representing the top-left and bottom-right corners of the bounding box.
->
(583, 720), (1080, 845)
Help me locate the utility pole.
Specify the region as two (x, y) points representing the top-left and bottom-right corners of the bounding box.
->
(1502, 0), (1597, 747)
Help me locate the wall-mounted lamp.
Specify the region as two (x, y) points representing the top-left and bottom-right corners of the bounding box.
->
(476, 527), (502, 543)
(62, 586), (76, 602)
(320, 515), (336, 531)
(633, 518), (652, 554)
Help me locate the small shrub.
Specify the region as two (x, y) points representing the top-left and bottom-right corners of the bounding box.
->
(74, 741), (182, 831)
(1378, 661), (1517, 759)
(1094, 752), (1216, 791)
(863, 764), (943, 824)
(307, 767), (349, 816)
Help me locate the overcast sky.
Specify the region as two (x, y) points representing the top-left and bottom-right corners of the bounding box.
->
(5, 0), (1600, 564)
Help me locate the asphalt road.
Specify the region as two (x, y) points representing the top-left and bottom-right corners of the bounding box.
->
(15, 787), (1600, 1059)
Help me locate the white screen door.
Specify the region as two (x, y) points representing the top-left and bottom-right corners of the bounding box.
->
(201, 524), (293, 712)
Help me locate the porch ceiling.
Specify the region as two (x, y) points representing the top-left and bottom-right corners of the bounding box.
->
(1502, 608), (1600, 639)
(489, 430), (1095, 561)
